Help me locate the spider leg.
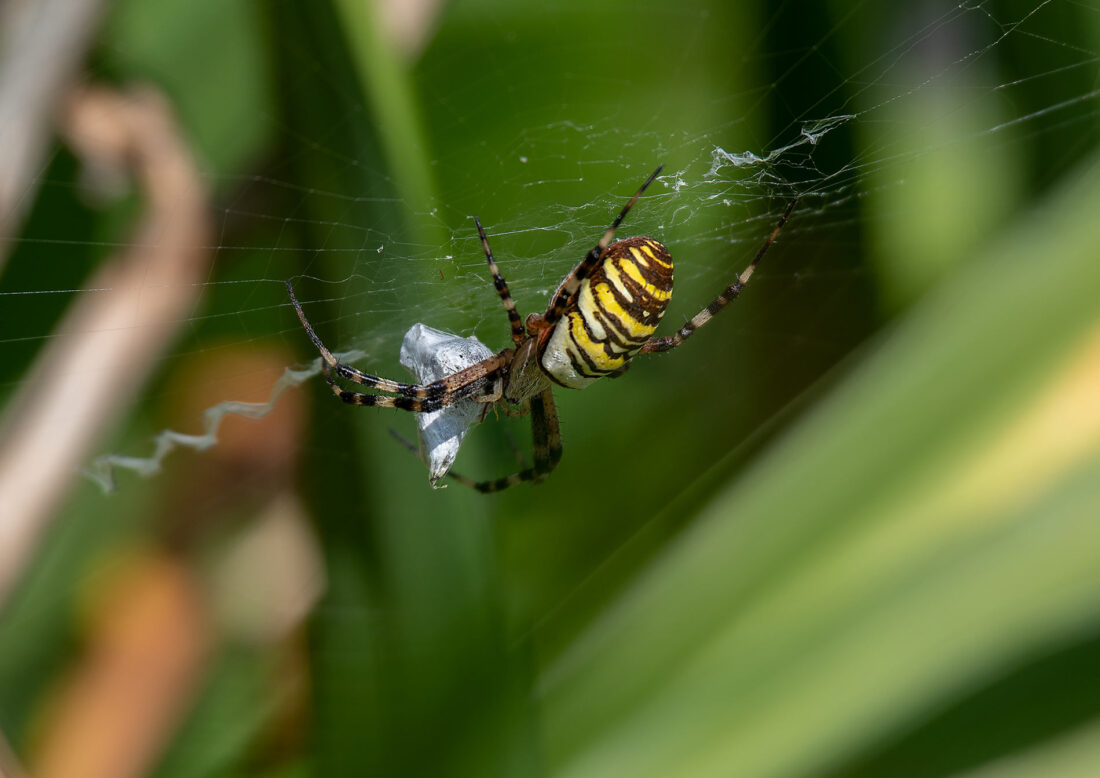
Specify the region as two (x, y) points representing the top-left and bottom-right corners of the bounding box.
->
(640, 196), (799, 354)
(535, 165), (664, 329)
(475, 216), (525, 347)
(444, 389), (562, 493)
(387, 408), (531, 477)
(287, 279), (508, 412)
(319, 353), (507, 411)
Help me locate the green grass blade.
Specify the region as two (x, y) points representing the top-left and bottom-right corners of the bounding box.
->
(541, 149), (1100, 777)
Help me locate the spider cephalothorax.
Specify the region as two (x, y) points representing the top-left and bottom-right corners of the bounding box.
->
(287, 166), (797, 492)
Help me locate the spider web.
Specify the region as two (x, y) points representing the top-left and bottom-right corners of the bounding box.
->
(2, 0), (1098, 490)
(4, 3), (1100, 774)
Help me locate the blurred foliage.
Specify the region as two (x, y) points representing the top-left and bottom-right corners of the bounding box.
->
(2, 0), (1100, 776)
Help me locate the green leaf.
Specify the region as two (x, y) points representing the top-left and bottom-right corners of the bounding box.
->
(540, 149), (1100, 777)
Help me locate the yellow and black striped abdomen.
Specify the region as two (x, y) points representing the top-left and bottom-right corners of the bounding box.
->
(540, 237), (673, 389)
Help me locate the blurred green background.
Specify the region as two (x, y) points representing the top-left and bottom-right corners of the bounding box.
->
(2, 0), (1100, 776)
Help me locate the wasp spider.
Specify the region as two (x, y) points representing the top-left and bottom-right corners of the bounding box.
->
(287, 166), (797, 492)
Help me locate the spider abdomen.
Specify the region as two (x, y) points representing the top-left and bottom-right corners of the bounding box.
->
(540, 236), (673, 389)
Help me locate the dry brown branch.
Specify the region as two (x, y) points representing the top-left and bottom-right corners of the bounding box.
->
(28, 553), (210, 778)
(0, 85), (211, 605)
(0, 0), (106, 271)
(376, 0), (446, 59)
(0, 729), (28, 778)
